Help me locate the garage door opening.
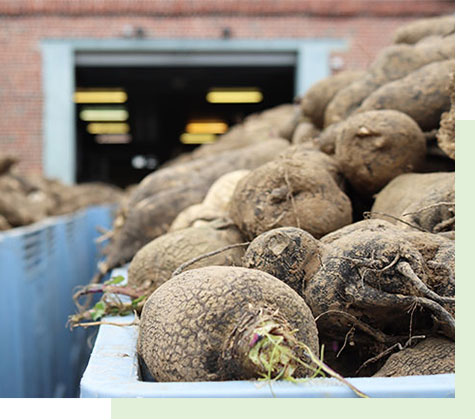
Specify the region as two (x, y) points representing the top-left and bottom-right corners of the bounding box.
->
(75, 65), (295, 187)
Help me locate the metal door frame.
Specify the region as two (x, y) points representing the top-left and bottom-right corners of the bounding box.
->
(41, 38), (346, 184)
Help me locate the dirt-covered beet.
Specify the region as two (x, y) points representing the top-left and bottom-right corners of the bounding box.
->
(320, 219), (398, 245)
(101, 183), (209, 274)
(323, 37), (454, 128)
(372, 172), (454, 234)
(103, 140), (290, 274)
(414, 33), (454, 59)
(127, 221), (245, 292)
(165, 105), (297, 166)
(392, 15), (455, 44)
(169, 170), (250, 231)
(242, 227), (325, 296)
(0, 214), (11, 230)
(437, 71), (455, 160)
(0, 172), (56, 226)
(334, 110), (426, 195)
(0, 166), (125, 229)
(315, 121), (345, 155)
(402, 231), (454, 302)
(168, 203), (222, 232)
(137, 266), (320, 382)
(125, 139), (290, 210)
(304, 229), (455, 343)
(373, 337), (454, 377)
(356, 60), (454, 132)
(51, 182), (124, 216)
(325, 220), (454, 308)
(0, 155), (17, 175)
(312, 219), (454, 376)
(291, 121), (319, 145)
(0, 189), (49, 227)
(278, 107), (302, 141)
(324, 77), (378, 128)
(368, 40), (454, 85)
(279, 143), (346, 189)
(230, 151), (352, 240)
(301, 70), (365, 128)
(201, 170), (251, 211)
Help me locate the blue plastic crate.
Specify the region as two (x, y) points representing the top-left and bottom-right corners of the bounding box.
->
(0, 205), (115, 398)
(80, 268), (455, 398)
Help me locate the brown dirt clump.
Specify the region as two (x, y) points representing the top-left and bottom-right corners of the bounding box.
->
(373, 337), (454, 377)
(137, 266), (319, 382)
(334, 110), (426, 195)
(230, 151), (352, 240)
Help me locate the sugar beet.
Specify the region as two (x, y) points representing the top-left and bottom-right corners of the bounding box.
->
(138, 266), (320, 382)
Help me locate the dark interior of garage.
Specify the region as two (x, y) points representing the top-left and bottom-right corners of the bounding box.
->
(75, 65), (295, 187)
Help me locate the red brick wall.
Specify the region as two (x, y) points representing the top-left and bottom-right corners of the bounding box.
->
(0, 1), (455, 17)
(0, 1), (454, 176)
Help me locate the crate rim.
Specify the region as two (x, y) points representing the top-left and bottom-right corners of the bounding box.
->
(79, 267), (455, 399)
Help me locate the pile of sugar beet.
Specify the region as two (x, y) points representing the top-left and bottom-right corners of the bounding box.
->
(0, 155), (125, 231)
(72, 15), (455, 394)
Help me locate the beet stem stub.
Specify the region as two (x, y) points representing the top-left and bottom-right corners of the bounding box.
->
(225, 308), (368, 398)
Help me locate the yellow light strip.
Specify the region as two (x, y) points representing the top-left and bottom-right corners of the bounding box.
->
(80, 108), (129, 121)
(206, 88), (263, 104)
(87, 123), (130, 135)
(74, 89), (128, 104)
(180, 133), (217, 144)
(185, 122), (228, 134)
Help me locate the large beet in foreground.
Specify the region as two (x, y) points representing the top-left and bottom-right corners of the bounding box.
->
(138, 266), (320, 382)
